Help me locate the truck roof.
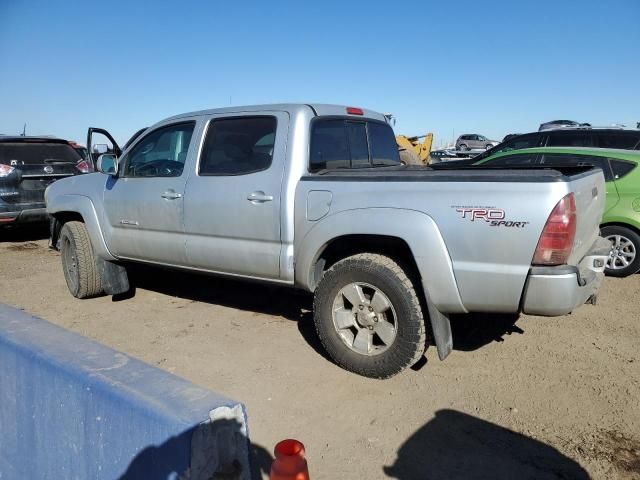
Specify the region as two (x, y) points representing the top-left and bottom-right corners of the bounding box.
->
(164, 103), (388, 123)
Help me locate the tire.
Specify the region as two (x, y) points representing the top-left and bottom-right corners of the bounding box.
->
(59, 221), (104, 298)
(485, 144), (493, 150)
(399, 148), (422, 166)
(600, 225), (640, 277)
(459, 144), (468, 151)
(313, 253), (427, 378)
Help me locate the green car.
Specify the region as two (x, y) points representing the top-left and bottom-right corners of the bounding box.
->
(473, 146), (640, 277)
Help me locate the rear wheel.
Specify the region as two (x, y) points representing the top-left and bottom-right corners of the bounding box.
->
(459, 144), (468, 151)
(59, 221), (104, 298)
(601, 225), (640, 277)
(313, 253), (427, 378)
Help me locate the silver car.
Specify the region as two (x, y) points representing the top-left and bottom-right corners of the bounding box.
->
(456, 134), (499, 151)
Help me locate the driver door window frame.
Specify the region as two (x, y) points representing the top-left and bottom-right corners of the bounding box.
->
(119, 120), (197, 179)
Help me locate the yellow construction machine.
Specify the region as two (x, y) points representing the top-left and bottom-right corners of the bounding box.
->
(396, 133), (433, 165)
(384, 113), (433, 165)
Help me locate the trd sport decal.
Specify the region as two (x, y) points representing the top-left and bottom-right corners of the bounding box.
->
(452, 206), (529, 228)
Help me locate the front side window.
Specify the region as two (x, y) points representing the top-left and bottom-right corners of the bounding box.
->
(310, 119), (400, 171)
(123, 122), (195, 178)
(199, 117), (276, 176)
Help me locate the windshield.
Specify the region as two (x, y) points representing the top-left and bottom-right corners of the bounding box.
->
(0, 142), (81, 165)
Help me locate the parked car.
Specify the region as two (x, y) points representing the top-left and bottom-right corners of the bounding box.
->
(0, 136), (92, 227)
(539, 120), (591, 131)
(474, 128), (640, 164)
(470, 146), (640, 277)
(46, 104), (609, 378)
(455, 134), (499, 151)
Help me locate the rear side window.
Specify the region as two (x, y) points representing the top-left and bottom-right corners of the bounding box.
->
(310, 119), (400, 171)
(595, 133), (640, 150)
(199, 116), (276, 176)
(539, 153), (613, 181)
(610, 159), (637, 179)
(546, 132), (592, 147)
(492, 134), (541, 154)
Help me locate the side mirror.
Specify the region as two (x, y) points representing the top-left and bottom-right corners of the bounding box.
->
(93, 143), (109, 155)
(96, 154), (118, 176)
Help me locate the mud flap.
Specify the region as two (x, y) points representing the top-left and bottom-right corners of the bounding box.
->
(96, 257), (130, 296)
(425, 291), (453, 360)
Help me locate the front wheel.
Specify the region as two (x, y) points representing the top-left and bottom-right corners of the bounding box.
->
(601, 225), (640, 277)
(313, 253), (427, 378)
(59, 221), (104, 298)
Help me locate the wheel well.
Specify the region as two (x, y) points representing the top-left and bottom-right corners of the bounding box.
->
(600, 222), (640, 236)
(313, 235), (421, 288)
(50, 212), (84, 249)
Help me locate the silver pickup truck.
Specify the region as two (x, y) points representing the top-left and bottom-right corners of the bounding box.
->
(45, 104), (610, 378)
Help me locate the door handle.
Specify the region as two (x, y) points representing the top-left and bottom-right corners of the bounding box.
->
(247, 191), (273, 203)
(161, 190), (183, 200)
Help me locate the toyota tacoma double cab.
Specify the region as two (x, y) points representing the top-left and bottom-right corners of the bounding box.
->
(46, 104), (610, 378)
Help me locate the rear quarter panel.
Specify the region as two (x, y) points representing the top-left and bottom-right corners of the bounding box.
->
(295, 176), (581, 313)
(604, 168), (640, 231)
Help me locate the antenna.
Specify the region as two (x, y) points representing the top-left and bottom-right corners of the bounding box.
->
(22, 123), (26, 136)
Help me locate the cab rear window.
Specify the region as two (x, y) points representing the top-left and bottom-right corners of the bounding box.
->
(309, 119), (400, 171)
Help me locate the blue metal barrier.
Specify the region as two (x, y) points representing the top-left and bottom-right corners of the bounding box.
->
(0, 304), (250, 479)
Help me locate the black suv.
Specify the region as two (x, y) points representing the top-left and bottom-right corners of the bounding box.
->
(0, 136), (92, 227)
(473, 128), (640, 163)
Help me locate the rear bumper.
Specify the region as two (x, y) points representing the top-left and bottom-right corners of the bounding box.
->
(0, 207), (49, 225)
(521, 237), (611, 316)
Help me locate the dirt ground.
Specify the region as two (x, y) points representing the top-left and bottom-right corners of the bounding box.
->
(1, 226), (639, 479)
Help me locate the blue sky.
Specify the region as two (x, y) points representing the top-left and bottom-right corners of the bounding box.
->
(1, 0), (638, 147)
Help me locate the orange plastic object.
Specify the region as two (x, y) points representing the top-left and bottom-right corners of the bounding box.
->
(270, 439), (310, 480)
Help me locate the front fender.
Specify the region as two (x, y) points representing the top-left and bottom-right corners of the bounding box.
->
(46, 194), (116, 261)
(295, 208), (467, 314)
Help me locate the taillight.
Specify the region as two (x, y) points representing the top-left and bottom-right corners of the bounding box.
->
(532, 193), (577, 265)
(0, 164), (15, 177)
(346, 107), (364, 115)
(75, 160), (93, 173)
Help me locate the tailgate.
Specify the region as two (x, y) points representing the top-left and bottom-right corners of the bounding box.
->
(566, 168), (606, 265)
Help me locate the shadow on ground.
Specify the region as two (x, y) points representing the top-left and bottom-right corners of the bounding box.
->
(0, 224), (49, 243)
(120, 417), (272, 480)
(126, 265), (525, 363)
(384, 409), (589, 480)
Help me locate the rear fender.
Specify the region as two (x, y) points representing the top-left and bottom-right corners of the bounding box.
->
(295, 208), (466, 315)
(295, 208), (461, 360)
